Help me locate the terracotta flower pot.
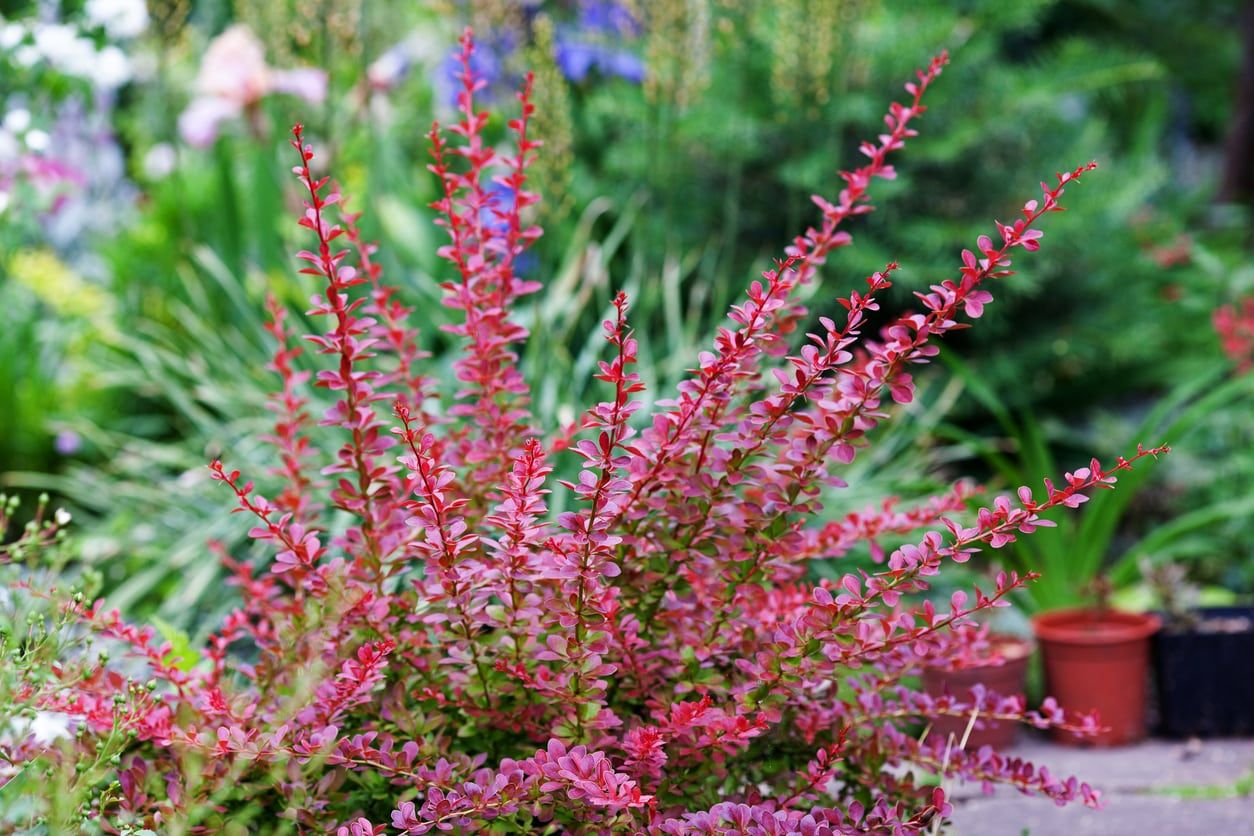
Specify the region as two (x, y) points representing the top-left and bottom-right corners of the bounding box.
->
(922, 635), (1032, 750)
(1031, 608), (1160, 746)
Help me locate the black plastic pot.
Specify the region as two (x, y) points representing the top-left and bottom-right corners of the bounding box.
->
(1153, 606), (1254, 738)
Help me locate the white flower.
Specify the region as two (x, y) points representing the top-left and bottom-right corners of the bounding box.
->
(24, 128), (49, 152)
(0, 21), (26, 50)
(27, 712), (73, 744)
(142, 142), (177, 179)
(0, 128), (18, 161)
(32, 23), (98, 78)
(0, 190), (9, 215)
(20, 20), (134, 89)
(0, 710), (73, 746)
(3, 107), (31, 134)
(85, 0), (149, 40)
(13, 44), (39, 67)
(94, 44), (133, 89)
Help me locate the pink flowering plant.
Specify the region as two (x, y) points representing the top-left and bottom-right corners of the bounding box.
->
(2, 31), (1170, 834)
(1215, 296), (1254, 373)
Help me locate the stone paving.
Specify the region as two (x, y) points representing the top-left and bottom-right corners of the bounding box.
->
(946, 736), (1254, 835)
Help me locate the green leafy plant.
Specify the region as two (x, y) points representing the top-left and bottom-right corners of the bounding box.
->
(940, 356), (1254, 612)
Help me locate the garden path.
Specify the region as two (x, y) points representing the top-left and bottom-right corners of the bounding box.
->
(949, 736), (1254, 835)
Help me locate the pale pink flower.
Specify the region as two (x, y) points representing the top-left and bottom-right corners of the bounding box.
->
(179, 25), (327, 148)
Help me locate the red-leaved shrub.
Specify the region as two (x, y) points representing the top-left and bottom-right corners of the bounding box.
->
(2, 30), (1169, 834)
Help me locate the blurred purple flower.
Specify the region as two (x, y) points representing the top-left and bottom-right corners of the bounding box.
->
(479, 182), (515, 233)
(474, 182), (537, 276)
(578, 1), (640, 37)
(554, 1), (644, 84)
(54, 430), (81, 456)
(437, 34), (512, 107)
(555, 38), (644, 84)
(429, 2), (642, 95)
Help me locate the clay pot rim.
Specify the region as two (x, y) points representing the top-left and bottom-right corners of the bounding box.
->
(987, 634), (1034, 658)
(1031, 607), (1161, 645)
(932, 634), (1034, 671)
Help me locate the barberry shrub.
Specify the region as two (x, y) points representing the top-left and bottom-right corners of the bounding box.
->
(2, 31), (1167, 834)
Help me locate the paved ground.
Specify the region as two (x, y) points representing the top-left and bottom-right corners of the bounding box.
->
(947, 736), (1254, 835)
